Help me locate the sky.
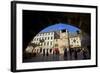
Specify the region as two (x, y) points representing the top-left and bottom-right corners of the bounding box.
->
(40, 23), (80, 33)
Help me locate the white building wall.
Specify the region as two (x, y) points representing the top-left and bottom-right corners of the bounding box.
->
(31, 31), (55, 54)
(69, 36), (81, 48)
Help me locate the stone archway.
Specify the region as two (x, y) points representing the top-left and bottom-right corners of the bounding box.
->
(23, 10), (91, 53)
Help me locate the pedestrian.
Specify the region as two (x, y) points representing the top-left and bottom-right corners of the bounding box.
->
(56, 48), (59, 55)
(43, 49), (45, 56)
(64, 48), (68, 60)
(40, 47), (42, 53)
(50, 49), (52, 54)
(74, 49), (78, 60)
(87, 46), (91, 59)
(46, 49), (49, 56)
(64, 48), (67, 56)
(69, 48), (73, 60)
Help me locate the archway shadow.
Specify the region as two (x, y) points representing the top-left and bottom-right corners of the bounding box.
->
(23, 10), (91, 58)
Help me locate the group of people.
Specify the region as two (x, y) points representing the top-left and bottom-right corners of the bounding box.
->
(32, 46), (90, 60)
(42, 48), (59, 56)
(64, 47), (90, 60)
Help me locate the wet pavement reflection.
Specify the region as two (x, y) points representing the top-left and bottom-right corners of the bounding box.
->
(23, 50), (90, 62)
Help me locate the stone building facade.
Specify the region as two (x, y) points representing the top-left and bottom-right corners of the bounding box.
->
(25, 29), (81, 55)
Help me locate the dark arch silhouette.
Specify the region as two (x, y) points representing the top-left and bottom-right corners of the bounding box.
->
(23, 10), (91, 52)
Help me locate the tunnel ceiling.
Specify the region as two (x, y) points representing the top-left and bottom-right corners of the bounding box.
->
(23, 10), (91, 50)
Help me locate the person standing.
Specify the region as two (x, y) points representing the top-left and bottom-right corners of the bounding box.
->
(69, 48), (73, 60)
(64, 48), (68, 60)
(43, 49), (45, 56)
(46, 49), (49, 56)
(74, 49), (78, 60)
